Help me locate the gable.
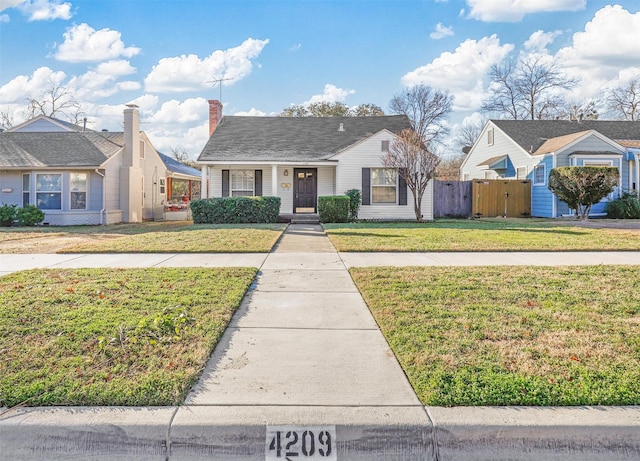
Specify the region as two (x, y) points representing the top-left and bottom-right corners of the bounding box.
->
(8, 115), (88, 133)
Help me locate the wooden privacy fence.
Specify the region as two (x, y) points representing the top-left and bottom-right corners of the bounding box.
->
(472, 179), (531, 218)
(434, 180), (473, 218)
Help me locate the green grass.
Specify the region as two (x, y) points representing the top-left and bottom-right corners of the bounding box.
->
(324, 219), (640, 252)
(0, 267), (256, 407)
(351, 265), (640, 406)
(0, 222), (285, 253)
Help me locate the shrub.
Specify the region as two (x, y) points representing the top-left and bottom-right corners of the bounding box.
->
(605, 192), (640, 219)
(190, 196), (281, 223)
(16, 205), (45, 226)
(318, 196), (350, 223)
(344, 189), (362, 221)
(548, 166), (619, 219)
(0, 204), (17, 227)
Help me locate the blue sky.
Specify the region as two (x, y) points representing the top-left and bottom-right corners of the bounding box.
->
(1, 0), (640, 158)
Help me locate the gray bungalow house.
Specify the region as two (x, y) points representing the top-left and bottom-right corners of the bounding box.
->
(197, 100), (434, 220)
(0, 107), (200, 225)
(460, 119), (640, 217)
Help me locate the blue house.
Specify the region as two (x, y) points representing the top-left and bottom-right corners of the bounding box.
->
(460, 120), (640, 217)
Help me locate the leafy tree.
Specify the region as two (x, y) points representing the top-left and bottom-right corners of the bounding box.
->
(481, 55), (578, 120)
(389, 85), (452, 145)
(548, 166), (619, 219)
(382, 128), (440, 222)
(606, 78), (640, 121)
(279, 102), (384, 117)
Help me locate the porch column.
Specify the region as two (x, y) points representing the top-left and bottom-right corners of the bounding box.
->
(271, 164), (278, 196)
(201, 166), (209, 198)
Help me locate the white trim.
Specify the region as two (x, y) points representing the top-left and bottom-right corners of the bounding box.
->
(533, 164), (546, 186)
(516, 166), (527, 180)
(199, 160), (338, 166)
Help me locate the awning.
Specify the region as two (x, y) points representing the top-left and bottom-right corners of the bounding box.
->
(477, 155), (508, 170)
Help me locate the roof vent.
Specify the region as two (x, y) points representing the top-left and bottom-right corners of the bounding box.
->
(338, 122), (345, 132)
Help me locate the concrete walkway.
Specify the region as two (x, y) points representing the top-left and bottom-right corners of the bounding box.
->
(1, 224), (640, 460)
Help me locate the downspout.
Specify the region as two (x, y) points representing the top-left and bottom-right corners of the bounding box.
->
(635, 151), (640, 198)
(95, 168), (105, 225)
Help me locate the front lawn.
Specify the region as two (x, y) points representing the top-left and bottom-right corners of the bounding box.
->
(351, 265), (640, 406)
(0, 267), (256, 407)
(0, 222), (285, 253)
(324, 219), (640, 252)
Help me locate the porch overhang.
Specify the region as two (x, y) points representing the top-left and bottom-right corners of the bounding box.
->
(477, 154), (508, 170)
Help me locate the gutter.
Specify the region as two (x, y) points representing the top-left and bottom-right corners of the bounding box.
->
(95, 168), (105, 225)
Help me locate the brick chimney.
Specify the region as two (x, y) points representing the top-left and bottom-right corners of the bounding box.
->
(208, 99), (223, 136)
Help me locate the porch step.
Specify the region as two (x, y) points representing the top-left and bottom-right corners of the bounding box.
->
(290, 213), (320, 224)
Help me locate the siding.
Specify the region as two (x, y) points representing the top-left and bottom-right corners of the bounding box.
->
(530, 155), (554, 217)
(460, 122), (534, 180)
(0, 171), (22, 205)
(333, 131), (433, 220)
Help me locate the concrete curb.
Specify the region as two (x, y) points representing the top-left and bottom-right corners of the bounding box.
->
(2, 405), (639, 460)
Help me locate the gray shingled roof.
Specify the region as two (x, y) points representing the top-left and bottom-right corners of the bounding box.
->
(0, 131), (122, 168)
(492, 120), (640, 154)
(197, 115), (412, 162)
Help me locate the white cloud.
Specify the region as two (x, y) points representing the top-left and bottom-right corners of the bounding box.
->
(0, 66), (66, 103)
(401, 35), (514, 111)
(430, 23), (454, 40)
(524, 30), (562, 52)
(144, 38), (269, 93)
(303, 83), (355, 105)
(148, 98), (208, 125)
(0, 0), (23, 12)
(553, 5), (640, 101)
(18, 0), (72, 21)
(234, 108), (267, 116)
(289, 43), (302, 52)
(467, 0), (585, 22)
(67, 60), (138, 101)
(54, 23), (141, 63)
(0, 13), (8, 21)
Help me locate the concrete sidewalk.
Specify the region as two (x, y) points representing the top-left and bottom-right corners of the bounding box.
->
(1, 224), (640, 460)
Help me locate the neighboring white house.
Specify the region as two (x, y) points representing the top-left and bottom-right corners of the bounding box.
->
(460, 119), (640, 217)
(0, 107), (201, 225)
(197, 100), (434, 220)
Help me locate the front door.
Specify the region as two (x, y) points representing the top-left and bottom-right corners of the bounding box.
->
(294, 168), (317, 213)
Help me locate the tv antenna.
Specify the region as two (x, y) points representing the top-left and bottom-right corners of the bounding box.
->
(206, 77), (234, 100)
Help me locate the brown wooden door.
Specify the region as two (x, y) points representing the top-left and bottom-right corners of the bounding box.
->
(294, 168), (317, 212)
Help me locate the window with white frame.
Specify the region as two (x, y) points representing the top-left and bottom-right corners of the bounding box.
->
(140, 140), (145, 158)
(231, 170), (255, 196)
(533, 164), (546, 185)
(70, 173), (87, 209)
(36, 173), (62, 210)
(22, 173), (30, 207)
(484, 171), (493, 179)
(463, 173), (470, 181)
(371, 168), (397, 203)
(487, 128), (494, 145)
(516, 167), (527, 180)
(381, 140), (390, 152)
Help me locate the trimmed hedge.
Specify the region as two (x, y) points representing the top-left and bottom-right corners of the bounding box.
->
(606, 192), (640, 219)
(190, 196), (281, 224)
(318, 196), (350, 223)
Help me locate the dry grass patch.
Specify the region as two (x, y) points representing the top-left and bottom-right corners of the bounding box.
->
(351, 265), (640, 406)
(0, 267), (256, 407)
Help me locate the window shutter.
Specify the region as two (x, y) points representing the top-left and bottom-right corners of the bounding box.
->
(254, 170), (262, 196)
(398, 169), (407, 205)
(362, 168), (370, 205)
(222, 170), (229, 197)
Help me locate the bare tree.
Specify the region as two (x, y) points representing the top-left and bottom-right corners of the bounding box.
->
(170, 147), (198, 168)
(606, 78), (640, 121)
(389, 85), (453, 146)
(0, 111), (14, 130)
(382, 128), (440, 222)
(25, 84), (84, 123)
(482, 56), (578, 120)
(562, 100), (600, 120)
(456, 117), (486, 153)
(436, 154), (465, 181)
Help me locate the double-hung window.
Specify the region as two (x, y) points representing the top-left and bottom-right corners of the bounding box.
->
(22, 173), (30, 207)
(231, 170), (255, 196)
(70, 173), (87, 209)
(371, 168), (397, 203)
(533, 164), (546, 185)
(36, 173), (62, 210)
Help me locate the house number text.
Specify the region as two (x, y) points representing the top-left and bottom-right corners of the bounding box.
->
(266, 426), (336, 461)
